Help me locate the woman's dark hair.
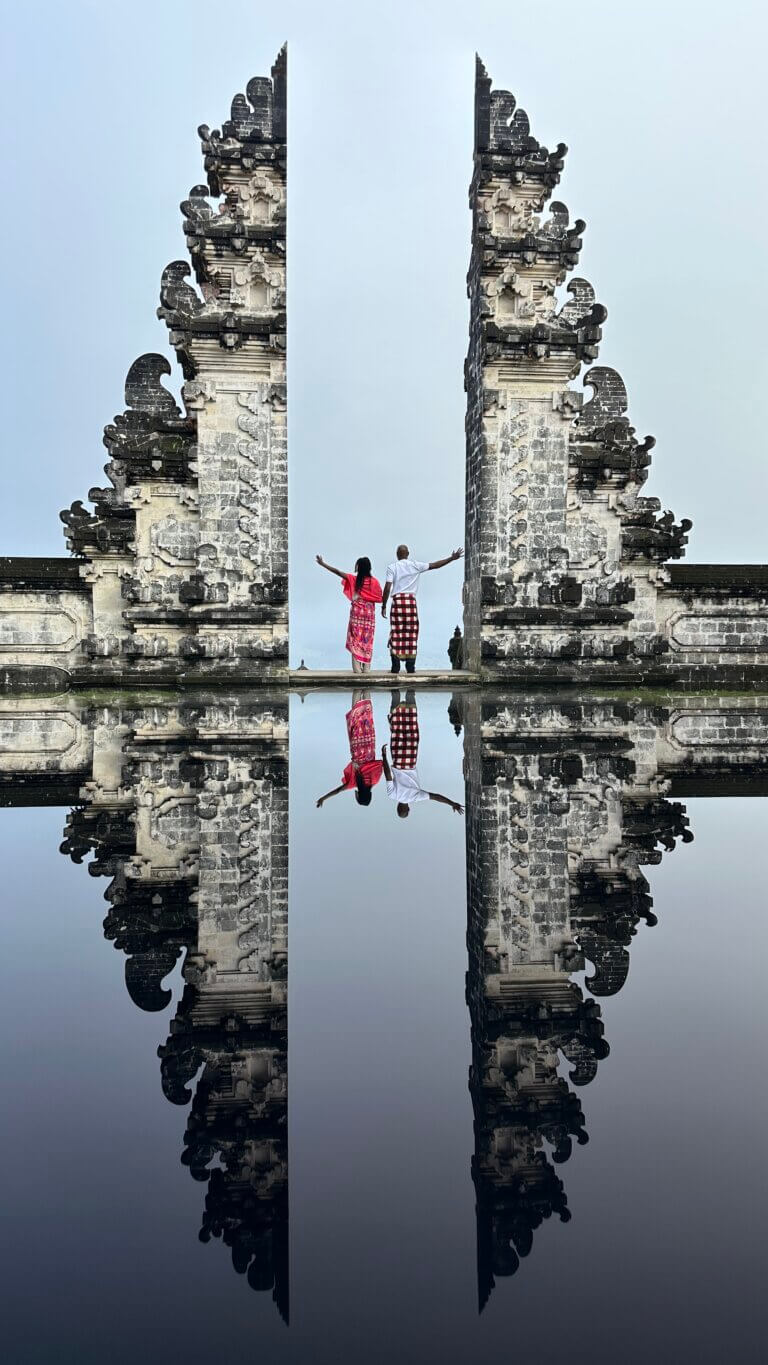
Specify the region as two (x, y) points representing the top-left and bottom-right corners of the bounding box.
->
(354, 770), (372, 806)
(355, 556), (372, 594)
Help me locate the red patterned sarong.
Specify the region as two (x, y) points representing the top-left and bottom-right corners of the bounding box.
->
(389, 703), (419, 770)
(347, 697), (375, 764)
(346, 598), (376, 664)
(388, 593), (419, 661)
(342, 698), (383, 789)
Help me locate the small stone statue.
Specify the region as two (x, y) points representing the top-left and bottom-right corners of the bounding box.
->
(448, 626), (464, 670)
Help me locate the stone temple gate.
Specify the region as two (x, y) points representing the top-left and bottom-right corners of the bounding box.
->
(2, 47), (289, 691)
(0, 46), (766, 687)
(462, 58), (768, 684)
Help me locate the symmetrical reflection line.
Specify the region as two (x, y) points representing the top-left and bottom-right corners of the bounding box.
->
(1, 688), (767, 1321)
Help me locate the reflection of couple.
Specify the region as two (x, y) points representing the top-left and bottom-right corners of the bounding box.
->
(316, 544), (463, 673)
(316, 691), (463, 819)
(316, 691), (382, 808)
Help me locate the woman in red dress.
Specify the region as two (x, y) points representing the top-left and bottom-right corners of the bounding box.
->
(316, 554), (384, 671)
(316, 692), (384, 808)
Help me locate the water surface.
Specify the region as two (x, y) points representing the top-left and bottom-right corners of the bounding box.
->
(0, 688), (765, 1364)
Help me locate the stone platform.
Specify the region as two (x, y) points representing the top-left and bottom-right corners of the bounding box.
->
(289, 669), (477, 687)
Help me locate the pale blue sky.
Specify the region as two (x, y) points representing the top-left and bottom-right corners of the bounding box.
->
(3, 0), (766, 665)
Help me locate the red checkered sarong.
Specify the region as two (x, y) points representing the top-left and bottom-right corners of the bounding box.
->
(388, 593), (419, 661)
(389, 703), (419, 770)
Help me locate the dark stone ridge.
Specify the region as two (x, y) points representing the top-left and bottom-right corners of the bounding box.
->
(0, 557), (88, 590)
(668, 564), (768, 592)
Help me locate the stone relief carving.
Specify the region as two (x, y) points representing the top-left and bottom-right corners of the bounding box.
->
(488, 265), (557, 322)
(150, 515), (199, 567)
(0, 607), (81, 651)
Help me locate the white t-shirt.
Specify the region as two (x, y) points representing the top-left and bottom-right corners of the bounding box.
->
(386, 768), (429, 805)
(386, 558), (429, 596)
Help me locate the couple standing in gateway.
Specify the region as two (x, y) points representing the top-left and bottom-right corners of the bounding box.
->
(316, 543), (463, 672)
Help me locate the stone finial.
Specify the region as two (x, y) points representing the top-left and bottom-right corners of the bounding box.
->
(622, 502), (693, 561)
(158, 261), (204, 321)
(180, 185), (214, 229)
(474, 55), (566, 184)
(123, 353), (181, 417)
(199, 46), (287, 195)
(572, 365), (658, 494)
(60, 499), (100, 556)
(558, 279), (607, 331)
(579, 366), (630, 429)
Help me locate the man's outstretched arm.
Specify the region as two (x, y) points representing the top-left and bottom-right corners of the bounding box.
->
(428, 791), (464, 814)
(427, 547), (464, 571)
(381, 582), (392, 617)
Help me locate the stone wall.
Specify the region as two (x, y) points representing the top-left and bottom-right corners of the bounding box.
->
(0, 559), (92, 691)
(656, 565), (768, 686)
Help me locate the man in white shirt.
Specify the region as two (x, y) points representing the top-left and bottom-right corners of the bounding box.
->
(381, 543), (463, 673)
(381, 690), (464, 819)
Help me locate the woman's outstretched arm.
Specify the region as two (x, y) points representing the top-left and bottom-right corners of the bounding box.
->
(316, 554), (346, 579)
(317, 783), (346, 807)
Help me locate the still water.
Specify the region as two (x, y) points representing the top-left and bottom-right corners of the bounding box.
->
(0, 688), (766, 1364)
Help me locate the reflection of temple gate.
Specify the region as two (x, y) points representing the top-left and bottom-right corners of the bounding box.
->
(1, 696), (289, 1318)
(455, 691), (768, 1307)
(1, 689), (768, 1316)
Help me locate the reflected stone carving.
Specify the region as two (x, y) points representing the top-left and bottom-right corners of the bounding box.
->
(454, 689), (766, 1308)
(2, 689), (768, 1317)
(12, 695), (290, 1319)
